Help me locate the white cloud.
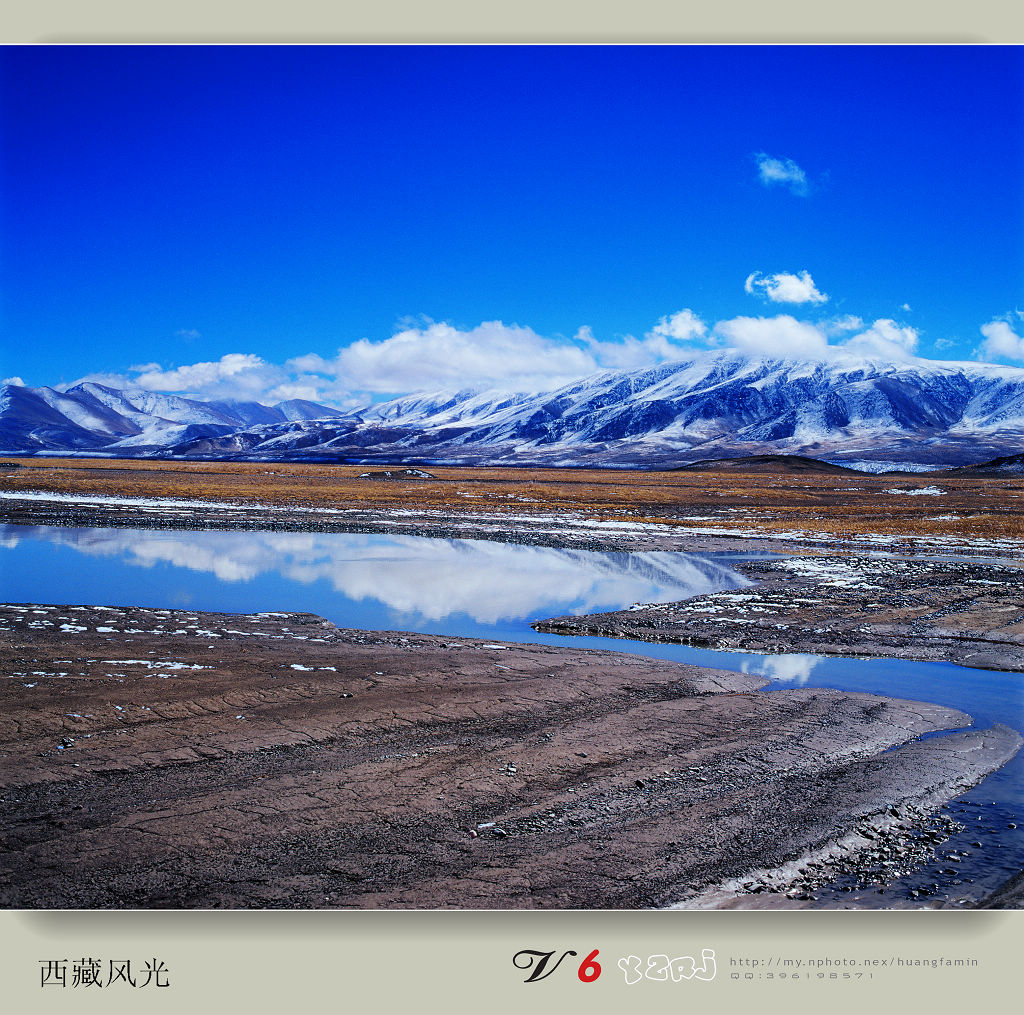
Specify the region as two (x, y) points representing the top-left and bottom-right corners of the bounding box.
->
(134, 353), (270, 394)
(713, 315), (830, 358)
(706, 314), (920, 363)
(755, 152), (809, 196)
(650, 309), (707, 341)
(823, 315), (864, 335)
(51, 306), (993, 411)
(901, 303), (912, 312)
(574, 312), (708, 371)
(843, 319), (919, 361)
(66, 354), (292, 405)
(572, 326), (657, 372)
(286, 353), (333, 375)
(294, 314), (712, 396)
(57, 311), (713, 406)
(57, 371), (133, 392)
(2, 376), (25, 387)
(980, 320), (1024, 361)
(933, 337), (955, 351)
(745, 270), (828, 305)
(263, 382), (334, 404)
(329, 321), (598, 394)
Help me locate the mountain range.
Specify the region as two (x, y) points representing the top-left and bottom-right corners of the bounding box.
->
(3, 352), (1024, 469)
(0, 381), (347, 454)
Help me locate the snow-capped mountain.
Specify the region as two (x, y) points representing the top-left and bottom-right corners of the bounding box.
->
(162, 352), (1024, 468)
(0, 381), (346, 454)
(3, 352), (1024, 468)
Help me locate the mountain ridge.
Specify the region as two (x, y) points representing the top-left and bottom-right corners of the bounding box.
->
(3, 351), (1024, 469)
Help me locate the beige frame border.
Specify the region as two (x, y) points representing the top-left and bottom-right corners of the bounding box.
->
(2, 5), (1022, 1013)
(1, 1), (1022, 44)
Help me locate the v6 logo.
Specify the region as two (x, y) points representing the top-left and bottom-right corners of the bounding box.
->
(513, 949), (602, 983)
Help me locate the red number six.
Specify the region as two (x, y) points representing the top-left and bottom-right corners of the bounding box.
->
(578, 949), (602, 983)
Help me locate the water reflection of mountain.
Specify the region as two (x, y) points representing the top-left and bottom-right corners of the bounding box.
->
(1, 525), (748, 624)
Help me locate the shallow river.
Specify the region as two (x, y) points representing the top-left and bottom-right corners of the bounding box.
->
(2, 523), (1021, 907)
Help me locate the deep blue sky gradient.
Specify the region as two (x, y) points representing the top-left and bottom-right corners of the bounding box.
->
(2, 45), (1022, 390)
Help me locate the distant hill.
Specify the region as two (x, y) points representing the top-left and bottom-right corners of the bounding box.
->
(4, 351), (1024, 469)
(670, 454), (862, 474)
(937, 452), (1024, 475)
(0, 381), (346, 455)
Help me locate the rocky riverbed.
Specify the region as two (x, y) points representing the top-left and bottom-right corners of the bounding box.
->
(1, 603), (1019, 909)
(536, 554), (1024, 672)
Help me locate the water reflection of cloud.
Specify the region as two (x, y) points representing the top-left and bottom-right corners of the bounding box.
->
(2, 525), (749, 625)
(742, 653), (822, 687)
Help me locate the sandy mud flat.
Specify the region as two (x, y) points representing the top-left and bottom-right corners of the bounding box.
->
(1, 603), (1019, 909)
(537, 554), (1024, 672)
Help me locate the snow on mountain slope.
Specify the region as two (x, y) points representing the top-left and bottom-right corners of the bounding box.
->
(177, 352), (1024, 466)
(328, 354), (1024, 455)
(109, 423), (242, 449)
(0, 380), (350, 454)
(209, 400), (289, 426)
(87, 386), (243, 427)
(275, 399), (349, 422)
(0, 384), (118, 451)
(3, 352), (1024, 466)
(34, 385), (143, 438)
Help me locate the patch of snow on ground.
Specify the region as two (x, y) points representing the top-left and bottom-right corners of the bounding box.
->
(99, 659), (210, 670)
(775, 558), (884, 590)
(0, 490), (350, 515)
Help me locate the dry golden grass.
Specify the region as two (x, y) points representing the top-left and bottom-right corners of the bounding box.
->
(2, 456), (1023, 541)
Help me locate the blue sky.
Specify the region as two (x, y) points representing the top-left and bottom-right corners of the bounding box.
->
(2, 45), (1022, 406)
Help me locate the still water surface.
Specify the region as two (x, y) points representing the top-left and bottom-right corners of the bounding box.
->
(2, 523), (1021, 906)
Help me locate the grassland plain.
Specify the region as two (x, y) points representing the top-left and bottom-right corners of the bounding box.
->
(2, 456), (1024, 545)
